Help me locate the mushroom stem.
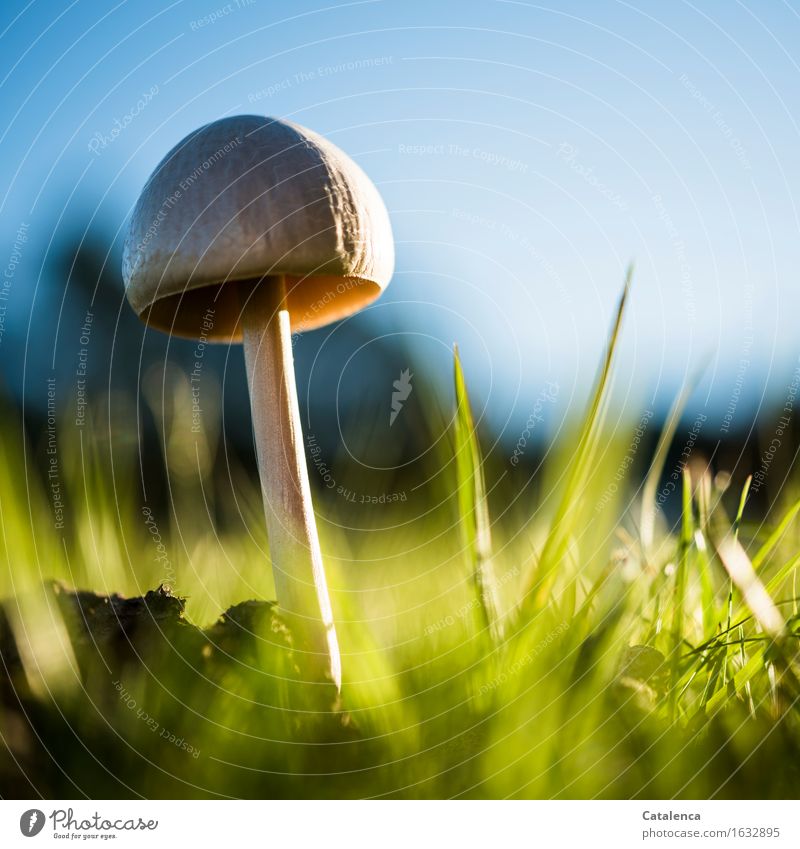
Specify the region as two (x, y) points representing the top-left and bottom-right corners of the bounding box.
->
(241, 275), (341, 691)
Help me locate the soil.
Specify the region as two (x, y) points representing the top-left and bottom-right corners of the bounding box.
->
(0, 583), (352, 798)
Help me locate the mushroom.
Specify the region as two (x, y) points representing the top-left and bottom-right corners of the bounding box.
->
(122, 116), (394, 689)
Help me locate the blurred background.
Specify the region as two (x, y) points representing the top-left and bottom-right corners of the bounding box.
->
(1, 0), (800, 555)
(7, 2), (800, 801)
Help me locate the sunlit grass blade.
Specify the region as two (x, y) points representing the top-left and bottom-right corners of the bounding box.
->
(704, 645), (765, 714)
(453, 344), (502, 642)
(519, 265), (632, 618)
(724, 475), (752, 683)
(716, 531), (785, 639)
(669, 470), (693, 719)
(751, 496), (800, 572)
(3, 586), (80, 701)
(740, 624), (756, 719)
(764, 552), (800, 599)
(722, 496), (800, 626)
(708, 515), (800, 713)
(733, 475), (752, 542)
(640, 358), (709, 554)
(691, 470), (716, 637)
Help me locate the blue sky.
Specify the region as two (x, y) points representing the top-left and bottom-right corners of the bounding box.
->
(2, 0), (800, 437)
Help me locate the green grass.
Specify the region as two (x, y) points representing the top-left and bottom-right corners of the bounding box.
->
(2, 273), (800, 798)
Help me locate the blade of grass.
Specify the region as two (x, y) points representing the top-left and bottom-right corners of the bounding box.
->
(640, 362), (708, 554)
(519, 265), (632, 618)
(701, 501), (800, 714)
(751, 496), (800, 572)
(692, 530), (716, 636)
(724, 475), (752, 684)
(693, 473), (716, 636)
(733, 475), (752, 542)
(740, 624), (756, 719)
(723, 497), (800, 626)
(669, 470), (693, 720)
(716, 533), (785, 639)
(764, 553), (800, 602)
(705, 647), (764, 713)
(453, 344), (502, 643)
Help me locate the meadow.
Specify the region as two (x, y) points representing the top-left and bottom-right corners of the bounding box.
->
(1, 276), (799, 799)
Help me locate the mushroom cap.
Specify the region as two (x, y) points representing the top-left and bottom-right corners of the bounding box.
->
(122, 115), (394, 341)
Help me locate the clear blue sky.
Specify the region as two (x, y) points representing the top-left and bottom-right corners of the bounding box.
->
(2, 0), (799, 435)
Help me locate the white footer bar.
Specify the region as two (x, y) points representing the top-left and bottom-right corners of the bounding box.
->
(1, 800), (797, 848)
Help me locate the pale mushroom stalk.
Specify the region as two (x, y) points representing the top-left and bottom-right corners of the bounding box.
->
(123, 116), (393, 691)
(241, 274), (340, 687)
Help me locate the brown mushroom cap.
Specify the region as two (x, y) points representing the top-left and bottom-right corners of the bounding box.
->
(122, 115), (394, 341)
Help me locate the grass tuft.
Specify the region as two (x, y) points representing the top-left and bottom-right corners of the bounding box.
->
(2, 268), (800, 799)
